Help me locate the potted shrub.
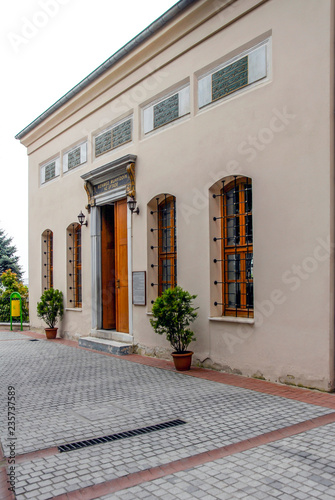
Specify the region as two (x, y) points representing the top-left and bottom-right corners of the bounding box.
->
(150, 286), (198, 371)
(37, 288), (64, 339)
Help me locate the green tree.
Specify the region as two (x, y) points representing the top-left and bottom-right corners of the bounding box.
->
(0, 227), (22, 279)
(0, 269), (29, 322)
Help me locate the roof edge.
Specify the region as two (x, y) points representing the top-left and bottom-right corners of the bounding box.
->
(15, 0), (197, 141)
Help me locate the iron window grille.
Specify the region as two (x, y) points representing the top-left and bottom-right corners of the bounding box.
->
(213, 177), (253, 317)
(42, 230), (53, 291)
(150, 195), (177, 298)
(68, 224), (82, 308)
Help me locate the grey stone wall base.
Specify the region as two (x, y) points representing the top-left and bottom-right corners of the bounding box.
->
(133, 344), (173, 360)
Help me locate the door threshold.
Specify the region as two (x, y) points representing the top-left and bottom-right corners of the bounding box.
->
(91, 329), (133, 343)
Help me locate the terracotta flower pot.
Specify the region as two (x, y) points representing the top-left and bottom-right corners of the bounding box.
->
(171, 351), (193, 371)
(45, 327), (58, 339)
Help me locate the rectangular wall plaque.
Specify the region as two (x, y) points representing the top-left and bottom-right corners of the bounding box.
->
(132, 271), (146, 305)
(68, 147), (81, 170)
(212, 56), (248, 102)
(93, 173), (130, 196)
(154, 93), (179, 129)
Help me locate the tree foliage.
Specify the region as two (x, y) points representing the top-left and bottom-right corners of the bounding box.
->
(0, 269), (29, 322)
(0, 227), (22, 279)
(150, 286), (198, 353)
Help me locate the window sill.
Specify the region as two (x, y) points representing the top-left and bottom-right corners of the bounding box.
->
(209, 316), (254, 325)
(66, 308), (82, 312)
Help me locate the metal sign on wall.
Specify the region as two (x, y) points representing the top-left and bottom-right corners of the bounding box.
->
(132, 271), (146, 305)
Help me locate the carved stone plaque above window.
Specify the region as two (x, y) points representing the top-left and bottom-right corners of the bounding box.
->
(63, 142), (87, 173)
(198, 39), (270, 109)
(45, 162), (56, 181)
(40, 157), (60, 184)
(112, 119), (132, 149)
(95, 118), (132, 157)
(95, 130), (112, 156)
(68, 147), (81, 170)
(143, 85), (190, 135)
(153, 93), (179, 129)
(212, 56), (248, 101)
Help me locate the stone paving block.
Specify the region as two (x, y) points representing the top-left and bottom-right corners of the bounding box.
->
(39, 484), (55, 494)
(65, 477), (82, 486)
(117, 493), (136, 500)
(14, 487), (26, 496)
(23, 490), (42, 499)
(16, 480), (28, 489)
(36, 495), (52, 500)
(52, 487), (68, 496)
(319, 495), (335, 500)
(23, 483), (40, 493)
(132, 491), (150, 499)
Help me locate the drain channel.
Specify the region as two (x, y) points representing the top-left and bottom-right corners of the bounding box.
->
(58, 419), (186, 453)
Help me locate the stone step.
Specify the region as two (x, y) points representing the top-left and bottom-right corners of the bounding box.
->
(79, 337), (133, 355)
(91, 329), (133, 343)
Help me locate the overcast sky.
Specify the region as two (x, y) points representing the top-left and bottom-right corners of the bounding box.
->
(1, 0), (178, 282)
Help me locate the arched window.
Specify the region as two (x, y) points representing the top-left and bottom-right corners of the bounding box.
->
(158, 196), (177, 294)
(214, 177), (253, 317)
(42, 230), (53, 291)
(149, 195), (177, 302)
(67, 223), (82, 308)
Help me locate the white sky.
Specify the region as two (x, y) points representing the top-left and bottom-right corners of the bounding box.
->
(0, 0), (178, 282)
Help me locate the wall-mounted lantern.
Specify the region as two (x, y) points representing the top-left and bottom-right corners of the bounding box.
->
(127, 197), (139, 215)
(77, 210), (88, 226)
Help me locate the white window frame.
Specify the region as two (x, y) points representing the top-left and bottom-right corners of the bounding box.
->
(198, 38), (271, 109)
(143, 84), (190, 135)
(63, 142), (87, 173)
(94, 115), (133, 158)
(40, 157), (60, 185)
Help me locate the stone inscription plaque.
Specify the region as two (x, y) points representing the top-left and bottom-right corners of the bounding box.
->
(68, 147), (81, 170)
(212, 56), (248, 101)
(93, 173), (130, 196)
(95, 130), (112, 157)
(95, 119), (132, 157)
(112, 119), (132, 148)
(132, 271), (146, 305)
(154, 93), (179, 129)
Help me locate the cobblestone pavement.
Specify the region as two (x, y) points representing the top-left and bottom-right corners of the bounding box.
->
(0, 330), (335, 500)
(101, 424), (335, 500)
(0, 331), (33, 340)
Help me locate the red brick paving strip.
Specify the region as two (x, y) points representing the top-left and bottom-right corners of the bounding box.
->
(53, 412), (335, 500)
(14, 447), (60, 465)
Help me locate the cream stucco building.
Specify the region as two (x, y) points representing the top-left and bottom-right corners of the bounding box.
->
(16, 0), (335, 391)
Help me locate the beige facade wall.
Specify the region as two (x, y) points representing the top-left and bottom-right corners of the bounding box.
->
(21, 0), (334, 390)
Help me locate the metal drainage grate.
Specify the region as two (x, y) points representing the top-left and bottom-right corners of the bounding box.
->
(58, 419), (186, 453)
(29, 339), (39, 341)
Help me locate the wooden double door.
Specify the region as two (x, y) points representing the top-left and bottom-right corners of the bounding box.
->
(101, 199), (129, 333)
